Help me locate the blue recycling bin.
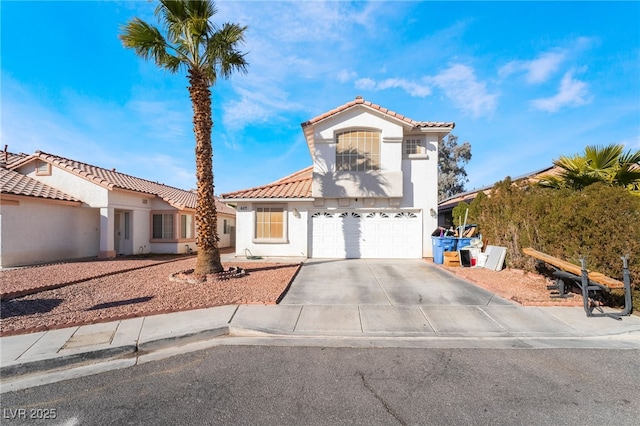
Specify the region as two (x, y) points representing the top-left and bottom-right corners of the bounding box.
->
(456, 238), (473, 250)
(432, 237), (456, 264)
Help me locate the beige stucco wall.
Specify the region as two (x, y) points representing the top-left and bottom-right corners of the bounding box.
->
(311, 107), (405, 199)
(233, 201), (312, 258)
(217, 213), (236, 249)
(0, 198), (100, 267)
(18, 162), (110, 206)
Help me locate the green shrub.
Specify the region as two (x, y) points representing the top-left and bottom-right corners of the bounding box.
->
(473, 181), (640, 285)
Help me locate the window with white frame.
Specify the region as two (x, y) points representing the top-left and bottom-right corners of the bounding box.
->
(124, 212), (131, 240)
(336, 130), (380, 171)
(180, 214), (194, 239)
(255, 206), (285, 241)
(152, 214), (174, 239)
(404, 138), (424, 156)
(223, 219), (231, 234)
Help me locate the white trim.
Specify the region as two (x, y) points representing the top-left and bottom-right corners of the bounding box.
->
(382, 136), (403, 144)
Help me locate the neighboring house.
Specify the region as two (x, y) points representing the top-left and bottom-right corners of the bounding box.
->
(437, 165), (557, 227)
(222, 96), (454, 259)
(0, 150), (235, 268)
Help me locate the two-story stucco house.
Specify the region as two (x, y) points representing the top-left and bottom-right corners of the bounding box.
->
(0, 150), (235, 268)
(222, 97), (454, 259)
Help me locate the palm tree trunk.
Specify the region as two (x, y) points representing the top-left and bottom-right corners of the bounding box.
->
(189, 69), (223, 275)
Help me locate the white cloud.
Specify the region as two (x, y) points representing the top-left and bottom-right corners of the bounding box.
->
(214, 1), (390, 130)
(354, 77), (431, 97)
(354, 78), (376, 91)
(337, 69), (358, 83)
(429, 64), (498, 118)
(222, 87), (303, 130)
(376, 78), (432, 98)
(530, 71), (591, 112)
(500, 51), (566, 84)
(353, 64), (496, 117)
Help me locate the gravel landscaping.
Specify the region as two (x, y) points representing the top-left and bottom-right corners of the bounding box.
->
(1, 254), (585, 336)
(1, 254), (301, 336)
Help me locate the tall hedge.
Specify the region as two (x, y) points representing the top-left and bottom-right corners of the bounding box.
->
(471, 180), (640, 282)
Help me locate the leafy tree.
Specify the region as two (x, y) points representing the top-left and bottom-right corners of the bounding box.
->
(120, 0), (248, 274)
(438, 134), (472, 200)
(538, 144), (640, 196)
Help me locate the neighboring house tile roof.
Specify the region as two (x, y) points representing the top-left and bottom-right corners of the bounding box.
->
(301, 96), (455, 130)
(0, 168), (81, 203)
(7, 150), (234, 214)
(0, 151), (29, 169)
(222, 166), (313, 200)
(438, 166), (558, 210)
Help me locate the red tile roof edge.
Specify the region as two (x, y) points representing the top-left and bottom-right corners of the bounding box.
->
(301, 96), (455, 130)
(0, 168), (81, 203)
(7, 150), (233, 214)
(221, 166), (313, 199)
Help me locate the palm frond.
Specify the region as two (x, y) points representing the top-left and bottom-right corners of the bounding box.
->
(618, 149), (640, 166)
(121, 0), (248, 85)
(584, 144), (623, 170)
(119, 18), (182, 72)
(203, 22), (248, 81)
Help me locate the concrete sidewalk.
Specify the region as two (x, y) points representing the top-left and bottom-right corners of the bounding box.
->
(2, 302), (640, 393)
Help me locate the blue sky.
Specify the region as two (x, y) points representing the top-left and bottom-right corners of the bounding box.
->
(2, 1), (639, 196)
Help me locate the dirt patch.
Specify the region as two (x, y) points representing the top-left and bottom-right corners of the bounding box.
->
(435, 261), (584, 306)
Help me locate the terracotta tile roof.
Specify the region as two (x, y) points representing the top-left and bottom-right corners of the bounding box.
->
(8, 151), (234, 214)
(301, 96), (455, 130)
(0, 151), (29, 169)
(213, 197), (237, 215)
(438, 166), (558, 210)
(0, 168), (81, 203)
(222, 166), (313, 200)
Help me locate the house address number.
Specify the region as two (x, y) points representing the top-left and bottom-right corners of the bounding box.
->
(239, 206), (248, 212)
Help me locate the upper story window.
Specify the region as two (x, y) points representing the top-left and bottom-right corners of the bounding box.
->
(336, 130), (380, 171)
(36, 160), (51, 176)
(404, 138), (425, 156)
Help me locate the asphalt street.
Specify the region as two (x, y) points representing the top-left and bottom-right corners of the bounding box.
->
(2, 346), (639, 425)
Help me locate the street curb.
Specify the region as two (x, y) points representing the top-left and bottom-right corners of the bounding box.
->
(0, 344), (137, 379)
(3, 323), (640, 394)
(137, 326), (230, 353)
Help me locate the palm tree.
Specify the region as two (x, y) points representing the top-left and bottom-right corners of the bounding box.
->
(120, 0), (248, 274)
(538, 144), (640, 195)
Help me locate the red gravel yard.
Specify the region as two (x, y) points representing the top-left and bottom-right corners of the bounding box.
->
(1, 255), (301, 336)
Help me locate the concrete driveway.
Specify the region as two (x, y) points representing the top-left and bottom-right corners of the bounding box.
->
(280, 259), (514, 306)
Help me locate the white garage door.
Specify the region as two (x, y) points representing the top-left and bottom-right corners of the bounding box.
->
(309, 210), (422, 259)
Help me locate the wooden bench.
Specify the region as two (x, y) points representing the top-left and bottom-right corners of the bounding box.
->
(522, 247), (633, 319)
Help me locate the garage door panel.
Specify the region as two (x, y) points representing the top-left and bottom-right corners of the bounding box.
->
(310, 210), (421, 259)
